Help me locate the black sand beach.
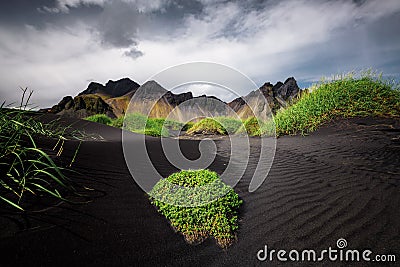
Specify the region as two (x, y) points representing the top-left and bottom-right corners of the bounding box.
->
(0, 116), (399, 266)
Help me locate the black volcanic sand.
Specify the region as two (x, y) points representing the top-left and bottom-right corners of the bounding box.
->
(0, 115), (399, 266)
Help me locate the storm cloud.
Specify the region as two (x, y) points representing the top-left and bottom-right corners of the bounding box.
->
(1, 0), (400, 107)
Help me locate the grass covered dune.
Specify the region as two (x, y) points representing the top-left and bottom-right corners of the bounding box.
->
(274, 73), (400, 136)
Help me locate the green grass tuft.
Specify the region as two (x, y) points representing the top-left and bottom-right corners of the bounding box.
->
(84, 114), (113, 125)
(149, 169), (242, 248)
(1, 89), (82, 211)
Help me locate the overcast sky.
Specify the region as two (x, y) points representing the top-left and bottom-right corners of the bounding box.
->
(1, 0), (400, 107)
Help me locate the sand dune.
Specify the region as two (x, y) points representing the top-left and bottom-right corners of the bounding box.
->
(0, 116), (399, 266)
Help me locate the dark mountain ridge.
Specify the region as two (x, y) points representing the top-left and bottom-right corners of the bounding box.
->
(46, 77), (300, 119)
(78, 78), (140, 98)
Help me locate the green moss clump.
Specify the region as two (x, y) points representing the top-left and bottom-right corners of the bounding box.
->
(274, 73), (400, 136)
(186, 118), (227, 135)
(85, 114), (112, 125)
(182, 121), (195, 131)
(149, 169), (242, 248)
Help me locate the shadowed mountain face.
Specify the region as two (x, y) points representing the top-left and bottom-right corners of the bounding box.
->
(229, 77), (300, 117)
(47, 77), (300, 119)
(79, 78), (140, 98)
(48, 94), (116, 119)
(47, 78), (140, 118)
(126, 81), (193, 118)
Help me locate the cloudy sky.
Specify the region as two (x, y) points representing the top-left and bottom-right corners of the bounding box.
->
(1, 0), (400, 107)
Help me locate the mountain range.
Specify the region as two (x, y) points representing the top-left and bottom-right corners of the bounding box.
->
(44, 77), (301, 120)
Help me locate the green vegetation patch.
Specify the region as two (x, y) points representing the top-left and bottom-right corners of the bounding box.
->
(236, 116), (268, 136)
(182, 121), (195, 131)
(120, 113), (196, 137)
(187, 117), (271, 137)
(1, 89), (81, 211)
(214, 117), (242, 134)
(123, 113), (168, 137)
(186, 117), (227, 135)
(86, 112), (191, 137)
(274, 73), (400, 136)
(110, 116), (124, 128)
(149, 169), (243, 248)
(85, 114), (113, 125)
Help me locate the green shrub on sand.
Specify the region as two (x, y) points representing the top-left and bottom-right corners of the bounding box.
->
(123, 113), (147, 131)
(117, 113), (197, 137)
(85, 114), (113, 125)
(186, 118), (227, 135)
(214, 117), (242, 134)
(236, 117), (268, 136)
(122, 113), (169, 137)
(149, 169), (242, 248)
(274, 73), (400, 136)
(110, 116), (123, 128)
(134, 127), (169, 137)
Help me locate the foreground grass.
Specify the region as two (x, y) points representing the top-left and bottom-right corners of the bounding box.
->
(273, 73), (400, 136)
(149, 169), (242, 248)
(1, 89), (82, 211)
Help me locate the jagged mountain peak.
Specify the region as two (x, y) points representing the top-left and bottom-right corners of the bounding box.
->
(228, 77), (300, 115)
(79, 78), (140, 98)
(138, 80), (168, 93)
